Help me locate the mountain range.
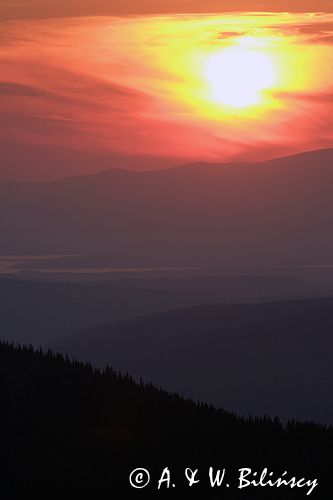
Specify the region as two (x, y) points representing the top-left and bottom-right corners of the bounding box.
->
(1, 148), (333, 267)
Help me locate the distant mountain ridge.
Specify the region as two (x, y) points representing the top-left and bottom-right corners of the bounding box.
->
(0, 278), (213, 345)
(1, 148), (333, 267)
(3, 147), (333, 185)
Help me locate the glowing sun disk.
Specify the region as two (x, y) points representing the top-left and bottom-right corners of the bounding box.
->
(205, 47), (276, 108)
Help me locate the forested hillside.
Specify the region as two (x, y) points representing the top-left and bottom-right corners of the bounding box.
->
(0, 342), (331, 499)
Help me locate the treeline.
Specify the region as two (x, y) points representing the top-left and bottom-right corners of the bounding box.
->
(0, 341), (331, 499)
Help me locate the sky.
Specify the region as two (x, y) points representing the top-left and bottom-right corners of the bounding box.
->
(1, 1), (333, 180)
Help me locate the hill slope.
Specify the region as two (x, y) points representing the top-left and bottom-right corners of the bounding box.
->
(52, 298), (333, 423)
(0, 342), (332, 499)
(0, 278), (212, 344)
(0, 274), (326, 345)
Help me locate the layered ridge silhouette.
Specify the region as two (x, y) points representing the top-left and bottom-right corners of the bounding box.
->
(1, 148), (333, 267)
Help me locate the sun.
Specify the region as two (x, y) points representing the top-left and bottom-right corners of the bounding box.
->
(205, 46), (276, 109)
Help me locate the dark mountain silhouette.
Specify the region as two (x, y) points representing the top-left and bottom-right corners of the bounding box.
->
(52, 298), (333, 423)
(1, 148), (333, 267)
(0, 341), (332, 499)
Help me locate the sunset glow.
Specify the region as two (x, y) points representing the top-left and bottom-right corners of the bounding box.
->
(1, 11), (333, 178)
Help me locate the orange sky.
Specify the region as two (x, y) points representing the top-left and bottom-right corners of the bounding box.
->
(1, 5), (333, 179)
(1, 1), (333, 20)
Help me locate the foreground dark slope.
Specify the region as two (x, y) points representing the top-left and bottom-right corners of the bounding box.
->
(0, 342), (332, 499)
(53, 298), (333, 423)
(1, 148), (333, 266)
